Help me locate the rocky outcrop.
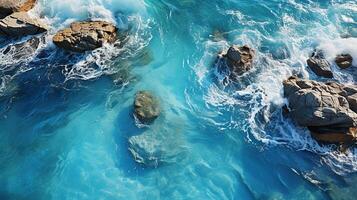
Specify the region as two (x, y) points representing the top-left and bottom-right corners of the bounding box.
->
(309, 127), (357, 144)
(335, 54), (353, 69)
(0, 12), (47, 37)
(218, 45), (255, 76)
(283, 76), (357, 144)
(0, 0), (36, 19)
(3, 36), (43, 59)
(53, 21), (117, 52)
(134, 91), (160, 124)
(307, 51), (333, 78)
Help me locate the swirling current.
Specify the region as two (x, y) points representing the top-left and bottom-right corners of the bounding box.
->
(0, 0), (357, 199)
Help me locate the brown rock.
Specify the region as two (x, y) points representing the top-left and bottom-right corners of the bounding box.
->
(134, 91), (160, 124)
(335, 54), (353, 69)
(307, 51), (333, 78)
(0, 0), (37, 19)
(309, 127), (357, 144)
(53, 21), (117, 52)
(219, 45), (255, 76)
(0, 12), (47, 37)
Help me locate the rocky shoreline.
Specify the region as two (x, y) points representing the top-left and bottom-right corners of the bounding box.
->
(216, 44), (356, 148)
(0, 0), (356, 168)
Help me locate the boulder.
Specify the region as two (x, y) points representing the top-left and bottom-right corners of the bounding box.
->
(0, 12), (47, 37)
(306, 51), (333, 78)
(53, 21), (117, 52)
(335, 54), (353, 69)
(283, 76), (357, 144)
(134, 91), (160, 124)
(219, 45), (255, 75)
(283, 76), (357, 127)
(0, 0), (36, 19)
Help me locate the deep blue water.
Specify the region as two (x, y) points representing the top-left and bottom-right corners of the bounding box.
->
(0, 0), (357, 199)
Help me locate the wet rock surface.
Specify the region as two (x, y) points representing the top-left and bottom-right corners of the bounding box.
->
(0, 0), (36, 19)
(134, 91), (160, 124)
(53, 21), (117, 52)
(307, 51), (333, 78)
(309, 127), (357, 144)
(3, 36), (43, 59)
(335, 54), (353, 69)
(0, 12), (47, 37)
(218, 45), (255, 76)
(283, 76), (357, 144)
(128, 126), (186, 168)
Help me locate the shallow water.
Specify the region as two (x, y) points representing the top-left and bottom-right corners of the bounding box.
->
(0, 0), (357, 199)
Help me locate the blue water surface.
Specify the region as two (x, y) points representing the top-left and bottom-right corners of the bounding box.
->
(0, 0), (357, 199)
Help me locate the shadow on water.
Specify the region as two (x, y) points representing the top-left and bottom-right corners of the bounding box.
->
(112, 104), (150, 176)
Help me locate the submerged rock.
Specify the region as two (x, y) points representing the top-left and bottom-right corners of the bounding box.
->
(283, 76), (357, 144)
(128, 126), (186, 168)
(53, 21), (117, 52)
(218, 45), (255, 76)
(335, 54), (353, 69)
(0, 0), (37, 19)
(134, 91), (160, 124)
(3, 36), (43, 59)
(307, 51), (333, 78)
(0, 12), (47, 37)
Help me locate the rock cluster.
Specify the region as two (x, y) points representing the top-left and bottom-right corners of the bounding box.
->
(133, 91), (160, 124)
(52, 21), (117, 52)
(284, 76), (357, 144)
(219, 45), (255, 76)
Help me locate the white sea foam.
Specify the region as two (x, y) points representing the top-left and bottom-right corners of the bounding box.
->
(193, 0), (357, 175)
(31, 0), (152, 82)
(62, 15), (152, 81)
(318, 37), (357, 67)
(33, 0), (147, 27)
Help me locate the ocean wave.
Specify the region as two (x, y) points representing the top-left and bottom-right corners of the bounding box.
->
(191, 0), (357, 175)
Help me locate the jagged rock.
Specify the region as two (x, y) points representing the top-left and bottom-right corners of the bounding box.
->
(335, 54), (353, 69)
(53, 21), (117, 52)
(128, 126), (186, 168)
(284, 76), (357, 127)
(307, 51), (333, 78)
(0, 12), (47, 37)
(3, 36), (43, 59)
(0, 0), (36, 19)
(283, 76), (357, 144)
(134, 91), (160, 124)
(219, 45), (255, 76)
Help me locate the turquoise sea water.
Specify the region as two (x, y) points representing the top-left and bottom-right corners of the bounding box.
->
(0, 0), (357, 199)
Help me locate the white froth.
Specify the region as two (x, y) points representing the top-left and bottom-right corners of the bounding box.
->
(318, 38), (357, 67)
(193, 0), (357, 175)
